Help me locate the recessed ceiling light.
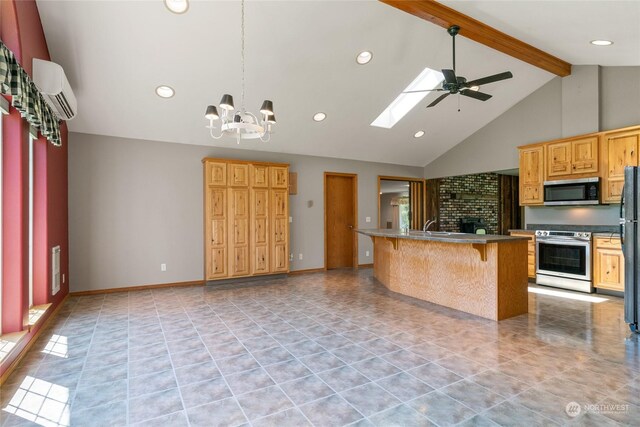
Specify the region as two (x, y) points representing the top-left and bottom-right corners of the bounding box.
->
(371, 67), (444, 129)
(414, 130), (425, 138)
(155, 85), (175, 98)
(313, 112), (326, 122)
(590, 40), (613, 46)
(164, 0), (189, 14)
(356, 51), (373, 65)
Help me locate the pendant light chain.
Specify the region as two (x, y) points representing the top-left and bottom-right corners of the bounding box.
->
(241, 0), (245, 109)
(204, 0), (275, 142)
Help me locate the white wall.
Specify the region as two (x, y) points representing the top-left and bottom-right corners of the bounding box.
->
(424, 66), (640, 228)
(68, 133), (422, 291)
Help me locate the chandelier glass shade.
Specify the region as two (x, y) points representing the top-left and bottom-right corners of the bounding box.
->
(205, 0), (275, 143)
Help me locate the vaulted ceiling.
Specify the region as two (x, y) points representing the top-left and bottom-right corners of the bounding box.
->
(36, 1), (639, 167)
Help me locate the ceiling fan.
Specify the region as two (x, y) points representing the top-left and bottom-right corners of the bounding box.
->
(407, 25), (513, 108)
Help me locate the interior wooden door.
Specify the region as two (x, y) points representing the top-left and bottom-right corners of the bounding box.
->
(251, 188), (270, 274)
(228, 188), (250, 276)
(325, 173), (357, 269)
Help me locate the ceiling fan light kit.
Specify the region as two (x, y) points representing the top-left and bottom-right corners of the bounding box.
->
(205, 0), (275, 143)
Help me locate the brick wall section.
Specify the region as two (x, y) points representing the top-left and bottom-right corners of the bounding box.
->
(439, 173), (499, 234)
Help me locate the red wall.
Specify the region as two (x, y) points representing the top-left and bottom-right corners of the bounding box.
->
(1, 0), (69, 376)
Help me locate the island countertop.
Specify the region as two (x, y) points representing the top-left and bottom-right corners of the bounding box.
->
(355, 228), (530, 244)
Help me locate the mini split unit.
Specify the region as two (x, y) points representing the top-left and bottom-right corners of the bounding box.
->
(33, 58), (77, 120)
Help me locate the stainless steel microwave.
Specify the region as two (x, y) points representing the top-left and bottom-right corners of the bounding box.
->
(543, 177), (600, 206)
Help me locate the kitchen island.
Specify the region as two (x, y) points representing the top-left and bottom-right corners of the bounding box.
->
(357, 229), (530, 321)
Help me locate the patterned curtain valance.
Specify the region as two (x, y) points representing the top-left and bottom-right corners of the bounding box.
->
(0, 41), (62, 146)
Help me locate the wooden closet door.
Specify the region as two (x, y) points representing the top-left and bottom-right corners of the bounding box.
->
(206, 187), (227, 279)
(251, 188), (270, 274)
(229, 188), (250, 276)
(270, 188), (289, 272)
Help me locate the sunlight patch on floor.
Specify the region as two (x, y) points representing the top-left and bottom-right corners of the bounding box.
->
(41, 335), (69, 359)
(2, 376), (70, 427)
(528, 286), (609, 303)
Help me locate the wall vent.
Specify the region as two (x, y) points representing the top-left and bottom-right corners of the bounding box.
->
(52, 246), (61, 295)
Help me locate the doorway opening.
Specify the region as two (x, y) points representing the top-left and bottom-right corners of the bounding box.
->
(324, 172), (358, 269)
(378, 176), (426, 230)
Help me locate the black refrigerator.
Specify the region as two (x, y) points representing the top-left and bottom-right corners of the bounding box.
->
(621, 166), (640, 333)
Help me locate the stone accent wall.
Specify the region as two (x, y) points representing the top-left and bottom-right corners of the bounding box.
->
(438, 173), (499, 234)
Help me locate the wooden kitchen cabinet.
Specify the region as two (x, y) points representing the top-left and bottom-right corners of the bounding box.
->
(593, 237), (624, 292)
(510, 231), (536, 280)
(250, 164), (269, 188)
(546, 136), (599, 179)
(203, 158), (290, 281)
(251, 188), (270, 274)
(519, 146), (544, 205)
(602, 127), (640, 203)
(205, 187), (227, 279)
(228, 188), (250, 276)
(271, 166), (289, 189)
(270, 188), (289, 272)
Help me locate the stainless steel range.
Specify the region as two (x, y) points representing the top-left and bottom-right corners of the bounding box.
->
(535, 230), (593, 293)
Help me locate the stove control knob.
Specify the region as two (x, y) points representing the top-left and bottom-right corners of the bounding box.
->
(543, 231), (549, 236)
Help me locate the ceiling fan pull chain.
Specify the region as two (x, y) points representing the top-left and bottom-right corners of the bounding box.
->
(458, 94), (461, 112)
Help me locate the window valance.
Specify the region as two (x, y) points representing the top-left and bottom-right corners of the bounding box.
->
(0, 41), (62, 146)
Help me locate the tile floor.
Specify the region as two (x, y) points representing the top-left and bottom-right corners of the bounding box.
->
(1, 269), (639, 426)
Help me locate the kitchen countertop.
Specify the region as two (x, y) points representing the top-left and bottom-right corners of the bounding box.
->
(356, 229), (530, 244)
(526, 224), (619, 233)
(508, 229), (534, 234)
(593, 232), (621, 238)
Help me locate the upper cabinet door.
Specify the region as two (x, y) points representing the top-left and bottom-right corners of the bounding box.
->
(519, 146), (544, 205)
(571, 136), (599, 174)
(547, 141), (572, 178)
(604, 128), (640, 203)
(206, 161), (227, 186)
(250, 165), (269, 188)
(271, 166), (289, 189)
(607, 130), (639, 180)
(228, 163), (249, 187)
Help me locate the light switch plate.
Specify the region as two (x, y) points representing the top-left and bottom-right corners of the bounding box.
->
(365, 217), (371, 223)
(366, 251), (370, 257)
(289, 216), (293, 223)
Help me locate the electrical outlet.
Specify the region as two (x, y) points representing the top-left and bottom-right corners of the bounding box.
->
(289, 253), (294, 261)
(366, 251), (370, 257)
(161, 263), (167, 272)
(289, 216), (293, 223)
(299, 253), (303, 260)
(366, 217), (371, 223)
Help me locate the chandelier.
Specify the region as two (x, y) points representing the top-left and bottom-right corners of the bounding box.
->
(204, 0), (275, 143)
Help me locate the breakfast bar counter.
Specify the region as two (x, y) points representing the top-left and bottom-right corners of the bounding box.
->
(356, 229), (530, 321)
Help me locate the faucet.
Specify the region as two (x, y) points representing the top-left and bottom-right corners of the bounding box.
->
(423, 219), (436, 232)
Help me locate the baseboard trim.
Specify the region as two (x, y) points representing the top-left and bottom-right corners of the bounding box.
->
(358, 263), (373, 268)
(69, 280), (205, 296)
(289, 268), (326, 275)
(0, 295), (69, 385)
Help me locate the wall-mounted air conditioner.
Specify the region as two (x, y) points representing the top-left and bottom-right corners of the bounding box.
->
(33, 58), (77, 121)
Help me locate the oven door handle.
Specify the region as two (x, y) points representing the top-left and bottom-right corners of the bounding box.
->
(536, 240), (591, 247)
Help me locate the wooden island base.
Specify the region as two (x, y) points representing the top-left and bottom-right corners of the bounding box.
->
(372, 236), (528, 321)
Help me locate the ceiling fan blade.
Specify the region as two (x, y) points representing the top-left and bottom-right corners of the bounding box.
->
(461, 90), (492, 101)
(402, 88), (446, 94)
(441, 69), (457, 85)
(466, 71), (513, 87)
(427, 93), (450, 108)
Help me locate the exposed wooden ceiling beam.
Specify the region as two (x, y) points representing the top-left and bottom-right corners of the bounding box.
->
(380, 0), (572, 77)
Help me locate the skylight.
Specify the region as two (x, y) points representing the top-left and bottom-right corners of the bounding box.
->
(371, 67), (444, 129)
